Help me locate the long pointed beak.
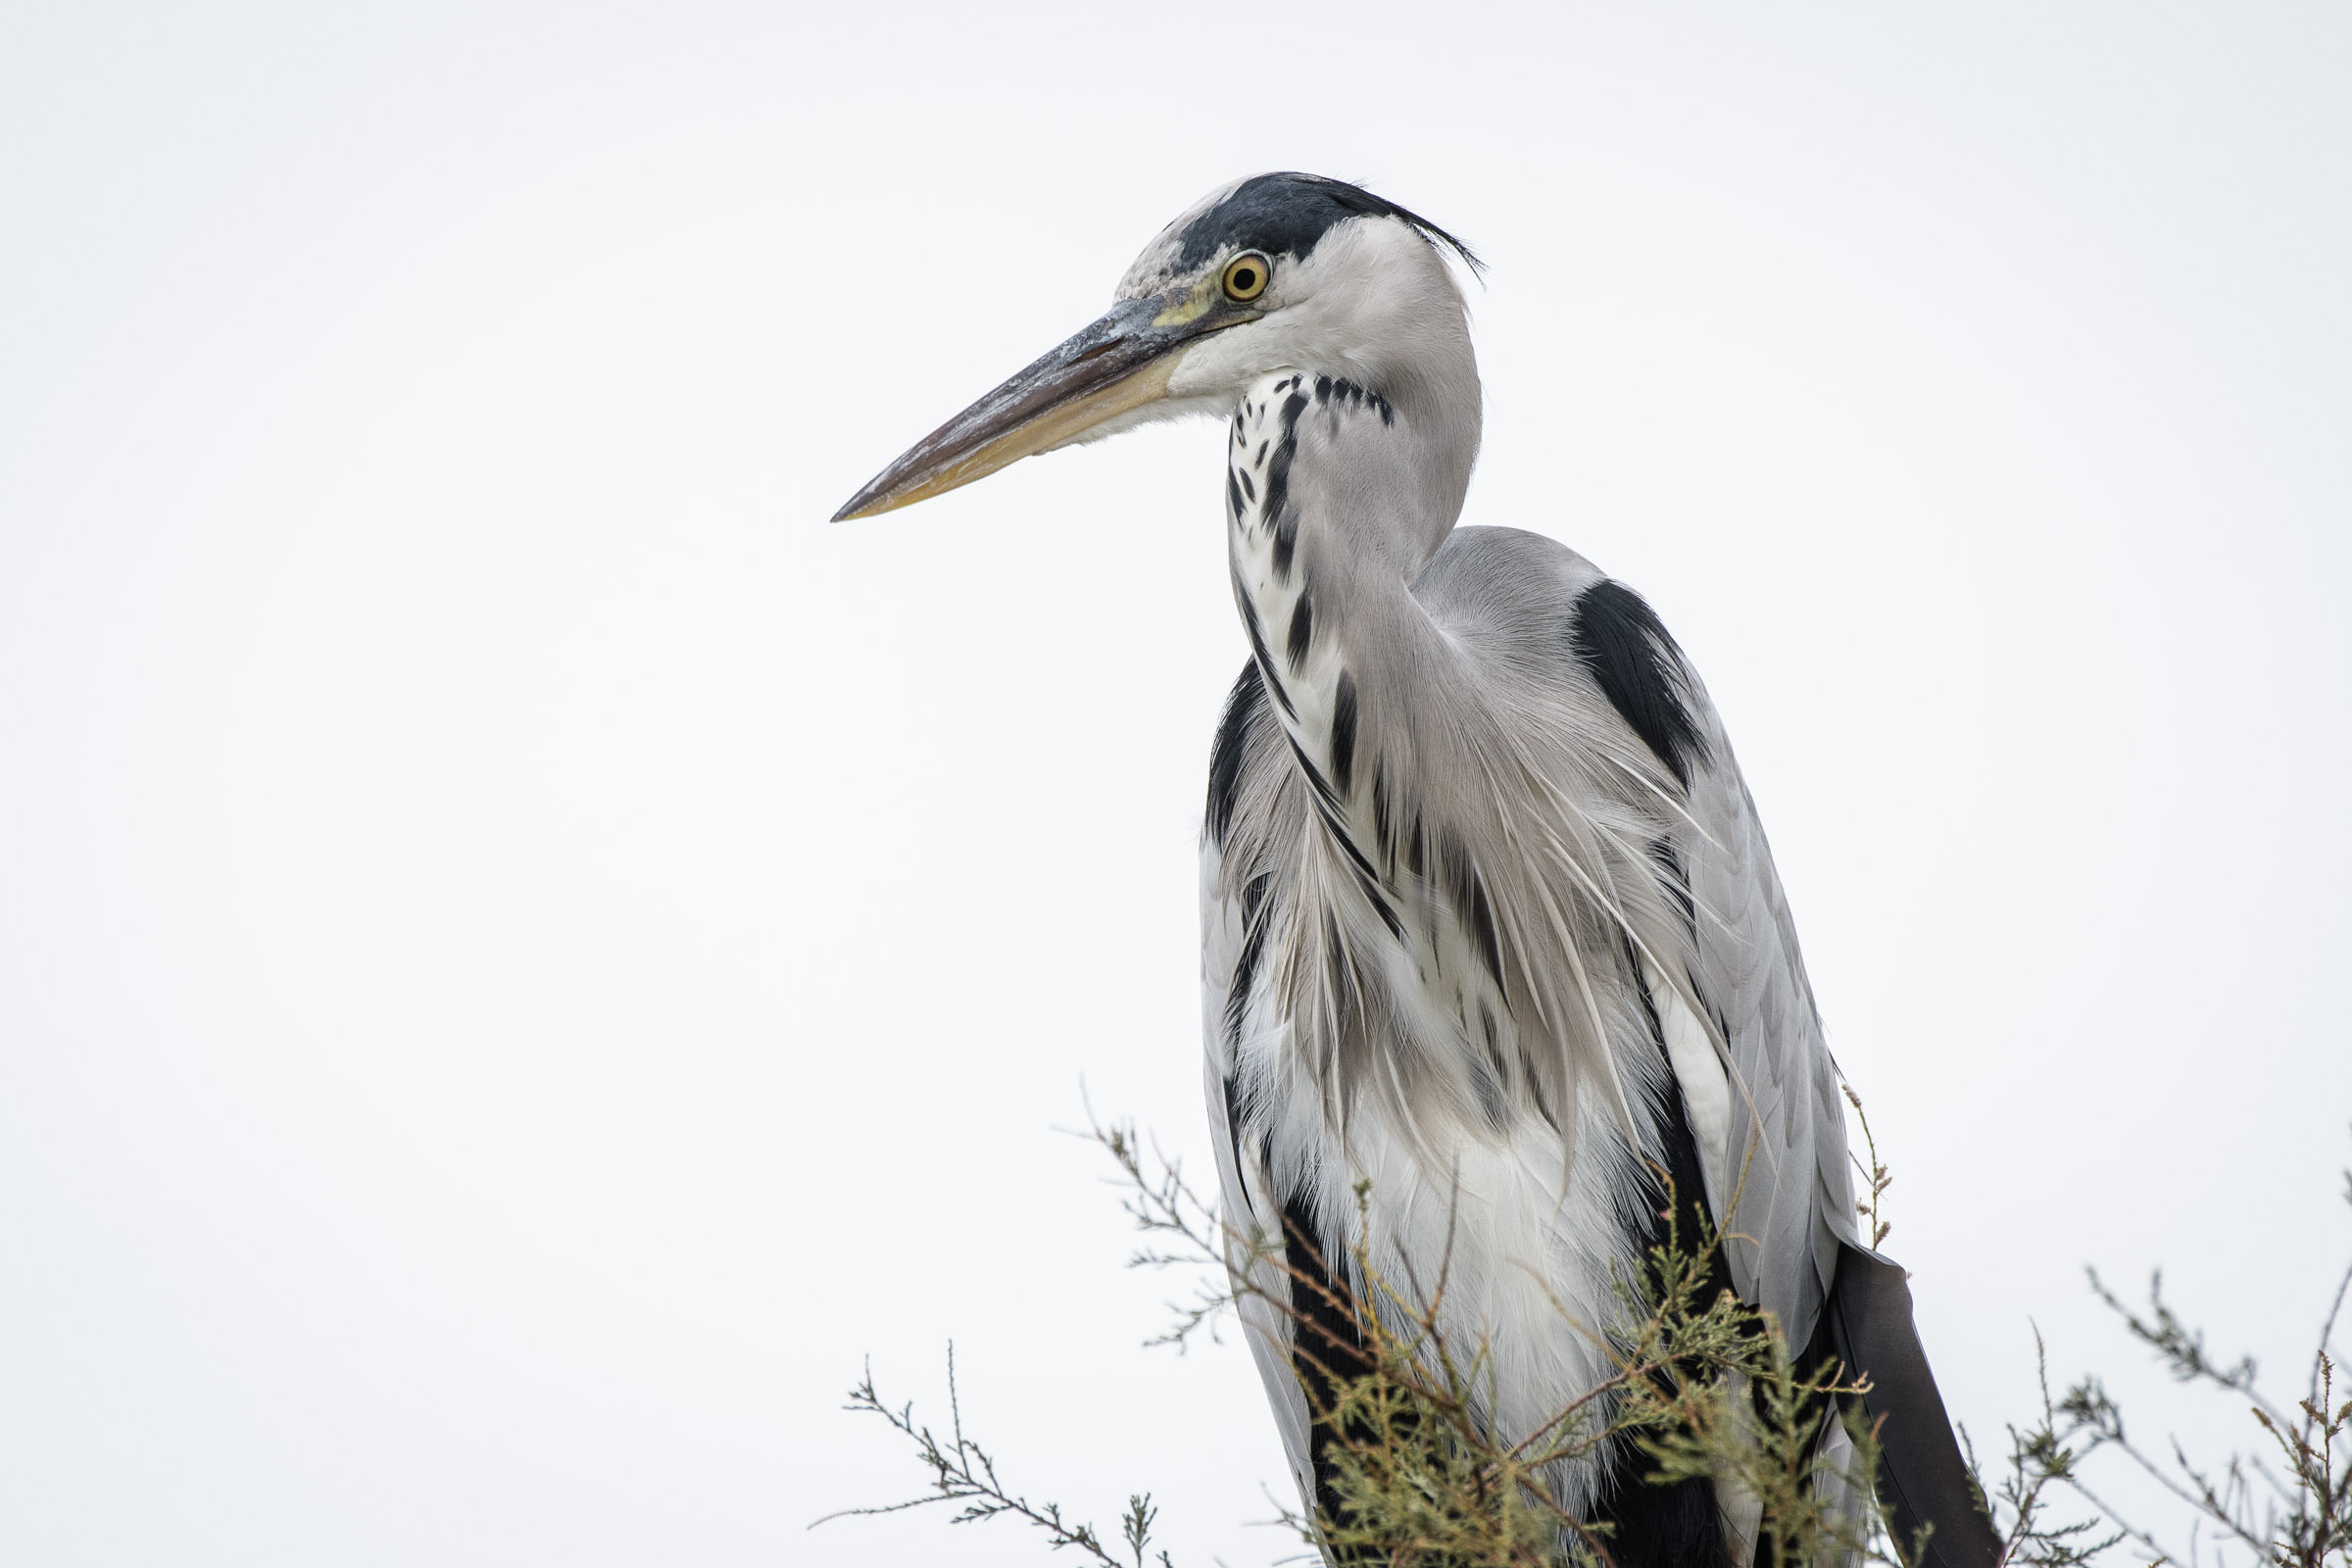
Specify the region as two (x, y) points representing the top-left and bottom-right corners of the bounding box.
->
(831, 291), (1243, 521)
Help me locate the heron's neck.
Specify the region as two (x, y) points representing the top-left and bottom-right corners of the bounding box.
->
(1223, 360), (1479, 835)
(1226, 349), (1480, 569)
(1382, 341), (1484, 550)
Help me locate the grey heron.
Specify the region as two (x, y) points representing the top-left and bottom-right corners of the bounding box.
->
(835, 173), (1998, 1568)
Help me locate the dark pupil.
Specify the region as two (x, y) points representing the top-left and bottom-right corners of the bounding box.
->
(1233, 267), (1257, 291)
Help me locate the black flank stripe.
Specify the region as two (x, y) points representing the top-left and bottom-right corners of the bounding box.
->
(1590, 947), (1737, 1568)
(1280, 1187), (1373, 1542)
(1226, 469), (1245, 523)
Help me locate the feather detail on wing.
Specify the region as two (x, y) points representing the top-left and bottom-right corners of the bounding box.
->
(1562, 566), (2003, 1563)
(1200, 523), (1985, 1561)
(1678, 740), (1863, 1342)
(1559, 564), (1861, 1344)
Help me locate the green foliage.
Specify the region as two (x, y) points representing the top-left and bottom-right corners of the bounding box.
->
(1982, 1253), (2352, 1568)
(821, 1111), (2352, 1568)
(1967, 1167), (2352, 1568)
(1845, 1086), (1895, 1251)
(828, 1111), (1902, 1567)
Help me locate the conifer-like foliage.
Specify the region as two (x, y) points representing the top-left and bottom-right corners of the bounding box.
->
(822, 1107), (2352, 1568)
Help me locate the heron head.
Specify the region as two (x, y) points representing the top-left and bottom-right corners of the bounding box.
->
(832, 173), (1480, 521)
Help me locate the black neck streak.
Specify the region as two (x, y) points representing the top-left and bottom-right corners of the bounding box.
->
(1227, 373), (1425, 945)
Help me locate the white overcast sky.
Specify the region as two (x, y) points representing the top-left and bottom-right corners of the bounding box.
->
(3, 5), (2348, 1565)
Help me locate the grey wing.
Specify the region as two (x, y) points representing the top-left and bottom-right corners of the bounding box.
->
(1565, 579), (1861, 1347)
(1681, 737), (1861, 1342)
(1571, 576), (2002, 1568)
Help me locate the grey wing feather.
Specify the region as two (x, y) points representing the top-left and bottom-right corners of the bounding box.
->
(1674, 668), (1862, 1346)
(1590, 574), (2003, 1560)
(1407, 526), (1861, 1345)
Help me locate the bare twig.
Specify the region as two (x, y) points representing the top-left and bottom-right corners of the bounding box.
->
(1842, 1084), (1894, 1250)
(817, 1346), (1176, 1568)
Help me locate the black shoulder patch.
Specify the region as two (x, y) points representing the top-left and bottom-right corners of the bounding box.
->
(1174, 172), (1483, 274)
(1206, 661), (1265, 846)
(1569, 580), (1710, 788)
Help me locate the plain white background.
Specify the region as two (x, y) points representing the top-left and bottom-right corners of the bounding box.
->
(3, 4), (2347, 1563)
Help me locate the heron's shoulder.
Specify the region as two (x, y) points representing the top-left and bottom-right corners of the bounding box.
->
(1419, 525), (1601, 594)
(1419, 526), (1677, 631)
(1419, 528), (1714, 788)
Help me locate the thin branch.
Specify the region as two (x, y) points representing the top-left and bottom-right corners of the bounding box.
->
(817, 1347), (1174, 1568)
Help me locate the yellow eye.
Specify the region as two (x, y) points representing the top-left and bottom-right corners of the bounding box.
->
(1221, 251), (1271, 302)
